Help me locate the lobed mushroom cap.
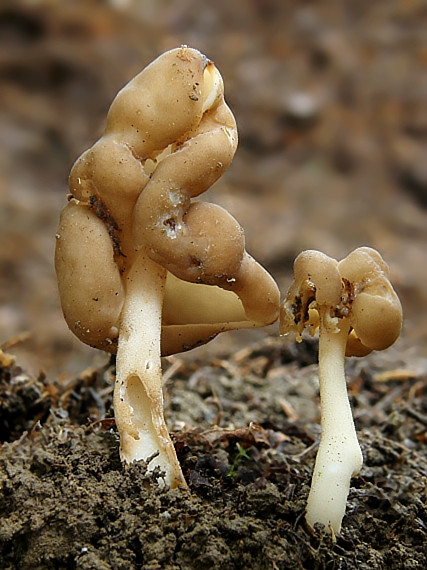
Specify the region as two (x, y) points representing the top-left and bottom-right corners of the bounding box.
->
(56, 46), (280, 356)
(280, 247), (402, 357)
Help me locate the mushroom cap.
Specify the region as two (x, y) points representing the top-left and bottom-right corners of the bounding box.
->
(281, 247), (402, 357)
(56, 46), (280, 356)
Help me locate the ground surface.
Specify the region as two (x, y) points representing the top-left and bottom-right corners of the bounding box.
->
(1, 1), (427, 568)
(1, 339), (427, 569)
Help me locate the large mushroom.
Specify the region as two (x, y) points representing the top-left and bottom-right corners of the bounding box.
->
(55, 47), (280, 489)
(280, 247), (402, 534)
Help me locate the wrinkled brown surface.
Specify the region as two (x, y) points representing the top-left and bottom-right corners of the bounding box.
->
(1, 1), (427, 569)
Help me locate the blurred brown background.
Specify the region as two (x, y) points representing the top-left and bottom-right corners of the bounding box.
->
(1, 0), (427, 376)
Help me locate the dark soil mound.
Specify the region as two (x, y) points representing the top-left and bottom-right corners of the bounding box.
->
(1, 339), (426, 570)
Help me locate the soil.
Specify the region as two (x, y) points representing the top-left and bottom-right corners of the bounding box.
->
(1, 338), (427, 569)
(1, 1), (427, 569)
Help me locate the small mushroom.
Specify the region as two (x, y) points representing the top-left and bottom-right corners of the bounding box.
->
(280, 247), (402, 534)
(55, 47), (280, 489)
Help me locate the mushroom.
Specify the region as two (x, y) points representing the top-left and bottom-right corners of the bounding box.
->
(280, 247), (402, 534)
(55, 46), (280, 489)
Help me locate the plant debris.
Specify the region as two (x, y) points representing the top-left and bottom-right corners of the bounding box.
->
(1, 337), (427, 569)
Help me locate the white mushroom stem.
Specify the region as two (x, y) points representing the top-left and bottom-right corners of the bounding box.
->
(113, 249), (186, 489)
(306, 308), (363, 534)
